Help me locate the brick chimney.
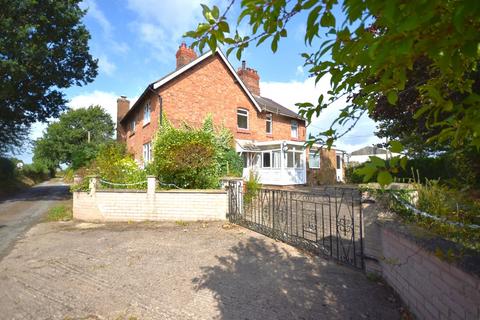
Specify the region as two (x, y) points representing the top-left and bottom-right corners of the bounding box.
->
(237, 61), (260, 96)
(116, 96), (130, 141)
(176, 42), (197, 69)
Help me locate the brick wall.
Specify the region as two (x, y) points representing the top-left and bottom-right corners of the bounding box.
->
(307, 148), (338, 185)
(379, 227), (480, 319)
(73, 190), (228, 222)
(120, 54), (306, 160)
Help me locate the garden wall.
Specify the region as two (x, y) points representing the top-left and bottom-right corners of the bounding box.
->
(363, 201), (480, 320)
(73, 177), (228, 222)
(379, 226), (479, 320)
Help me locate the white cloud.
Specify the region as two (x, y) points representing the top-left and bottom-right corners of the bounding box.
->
(97, 54), (117, 76)
(295, 65), (304, 76)
(126, 0), (212, 63)
(81, 0), (129, 54)
(260, 76), (382, 153)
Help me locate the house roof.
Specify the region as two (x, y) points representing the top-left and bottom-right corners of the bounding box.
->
(253, 95), (304, 120)
(120, 48), (304, 123)
(350, 146), (387, 156)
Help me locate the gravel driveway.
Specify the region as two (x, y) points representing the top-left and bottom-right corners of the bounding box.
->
(0, 221), (403, 319)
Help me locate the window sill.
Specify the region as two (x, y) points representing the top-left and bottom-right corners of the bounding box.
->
(237, 128), (250, 134)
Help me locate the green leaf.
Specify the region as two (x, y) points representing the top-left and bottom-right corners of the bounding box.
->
(217, 21), (230, 33)
(377, 171), (393, 186)
(400, 157), (408, 170)
(211, 5), (220, 19)
(389, 141), (403, 153)
(368, 156), (386, 168)
(320, 11), (336, 27)
(387, 91), (398, 105)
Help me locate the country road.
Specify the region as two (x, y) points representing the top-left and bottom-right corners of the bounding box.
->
(0, 179), (70, 260)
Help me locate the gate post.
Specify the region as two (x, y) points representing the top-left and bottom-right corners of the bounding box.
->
(147, 175), (156, 195)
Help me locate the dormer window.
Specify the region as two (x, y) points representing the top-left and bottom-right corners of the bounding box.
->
(291, 120), (298, 138)
(143, 101), (151, 125)
(266, 113), (272, 134)
(237, 108), (249, 130)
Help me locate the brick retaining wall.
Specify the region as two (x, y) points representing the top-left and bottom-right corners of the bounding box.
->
(379, 226), (480, 320)
(73, 190), (228, 222)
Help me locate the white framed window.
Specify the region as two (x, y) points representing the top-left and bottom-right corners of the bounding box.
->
(237, 108), (249, 130)
(262, 151), (271, 168)
(266, 113), (272, 134)
(143, 101), (151, 125)
(143, 142), (152, 165)
(130, 118), (136, 133)
(291, 120), (298, 138)
(286, 147), (304, 169)
(336, 155), (342, 170)
(272, 150), (281, 168)
(309, 150), (321, 168)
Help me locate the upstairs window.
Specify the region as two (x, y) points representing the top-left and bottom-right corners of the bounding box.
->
(336, 155), (342, 170)
(237, 108), (249, 130)
(265, 113), (272, 134)
(143, 101), (151, 124)
(309, 150), (320, 168)
(291, 120), (298, 138)
(130, 118), (136, 133)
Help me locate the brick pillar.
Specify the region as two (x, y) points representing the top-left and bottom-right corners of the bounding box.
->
(147, 175), (156, 195)
(88, 175), (99, 196)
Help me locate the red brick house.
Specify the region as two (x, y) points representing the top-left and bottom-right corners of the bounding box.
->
(116, 43), (344, 185)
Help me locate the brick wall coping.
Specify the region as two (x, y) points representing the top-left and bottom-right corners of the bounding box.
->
(78, 189), (227, 194)
(379, 218), (480, 279)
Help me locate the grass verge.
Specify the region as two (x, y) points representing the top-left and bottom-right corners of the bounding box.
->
(46, 204), (72, 222)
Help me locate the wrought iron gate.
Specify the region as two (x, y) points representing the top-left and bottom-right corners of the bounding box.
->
(227, 181), (364, 269)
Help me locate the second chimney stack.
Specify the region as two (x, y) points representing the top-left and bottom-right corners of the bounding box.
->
(237, 61), (260, 96)
(176, 43), (197, 69)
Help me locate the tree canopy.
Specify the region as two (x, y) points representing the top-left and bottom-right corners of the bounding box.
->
(0, 0), (98, 154)
(185, 0), (480, 185)
(33, 106), (114, 170)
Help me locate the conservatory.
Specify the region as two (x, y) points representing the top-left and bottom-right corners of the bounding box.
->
(236, 140), (307, 185)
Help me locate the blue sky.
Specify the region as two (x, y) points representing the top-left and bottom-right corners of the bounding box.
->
(18, 0), (381, 163)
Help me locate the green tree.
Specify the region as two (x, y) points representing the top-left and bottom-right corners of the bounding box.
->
(185, 0), (480, 185)
(0, 0), (98, 154)
(33, 106), (114, 170)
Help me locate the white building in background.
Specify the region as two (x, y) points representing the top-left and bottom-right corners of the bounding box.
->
(348, 146), (400, 165)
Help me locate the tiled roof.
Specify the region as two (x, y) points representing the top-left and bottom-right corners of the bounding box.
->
(253, 95), (305, 121)
(350, 146), (387, 156)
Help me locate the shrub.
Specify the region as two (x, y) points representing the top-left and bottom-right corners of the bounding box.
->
(152, 116), (242, 189)
(87, 142), (147, 188)
(345, 165), (364, 184)
(153, 125), (219, 189)
(0, 157), (15, 181)
(220, 149), (243, 177)
(21, 162), (50, 183)
(244, 170), (261, 204)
